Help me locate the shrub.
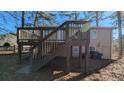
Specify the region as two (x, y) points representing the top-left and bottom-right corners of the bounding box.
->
(3, 42), (10, 46)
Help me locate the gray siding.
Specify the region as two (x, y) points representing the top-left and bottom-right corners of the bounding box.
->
(90, 27), (112, 59)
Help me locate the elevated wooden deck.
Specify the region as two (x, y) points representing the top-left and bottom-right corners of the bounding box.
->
(17, 20), (90, 74)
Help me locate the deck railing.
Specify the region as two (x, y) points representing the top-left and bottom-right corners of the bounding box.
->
(17, 21), (90, 64)
(17, 29), (40, 43)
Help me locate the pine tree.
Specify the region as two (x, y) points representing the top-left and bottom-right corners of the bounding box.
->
(83, 11), (105, 26)
(59, 11), (80, 21)
(117, 11), (122, 59)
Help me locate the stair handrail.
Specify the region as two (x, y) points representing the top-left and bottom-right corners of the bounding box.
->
(42, 20), (89, 41)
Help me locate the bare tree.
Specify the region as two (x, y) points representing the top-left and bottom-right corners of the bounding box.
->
(117, 11), (122, 59)
(59, 11), (80, 21)
(108, 11), (123, 59)
(84, 11), (105, 27)
(21, 11), (25, 27)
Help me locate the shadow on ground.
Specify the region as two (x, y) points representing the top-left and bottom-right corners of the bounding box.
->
(0, 54), (53, 81)
(0, 54), (115, 81)
(51, 57), (115, 81)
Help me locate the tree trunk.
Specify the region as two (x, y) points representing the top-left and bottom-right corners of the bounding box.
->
(74, 11), (78, 21)
(21, 11), (25, 27)
(34, 11), (38, 27)
(117, 11), (122, 59)
(95, 11), (99, 27)
(19, 11), (25, 64)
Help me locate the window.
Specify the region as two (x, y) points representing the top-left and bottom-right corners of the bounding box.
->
(91, 31), (97, 39)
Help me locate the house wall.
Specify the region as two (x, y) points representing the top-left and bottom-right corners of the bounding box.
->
(90, 27), (112, 59)
(56, 27), (112, 59)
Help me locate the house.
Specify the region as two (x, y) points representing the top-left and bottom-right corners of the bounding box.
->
(17, 21), (113, 74)
(90, 27), (112, 59)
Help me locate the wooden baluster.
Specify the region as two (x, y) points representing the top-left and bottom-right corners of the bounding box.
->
(80, 24), (82, 40)
(46, 41), (48, 54)
(59, 30), (60, 41)
(49, 41), (52, 52)
(51, 42), (52, 52)
(72, 23), (74, 36)
(44, 40), (46, 56)
(73, 23), (74, 36)
(49, 42), (51, 53)
(51, 42), (53, 52)
(41, 42), (43, 61)
(47, 41), (48, 54)
(50, 42), (52, 52)
(55, 32), (56, 50)
(53, 40), (54, 51)
(49, 42), (52, 52)
(53, 41), (54, 52)
(45, 41), (47, 55)
(44, 41), (46, 55)
(43, 42), (44, 60)
(61, 30), (62, 41)
(69, 24), (70, 38)
(47, 40), (49, 54)
(55, 33), (56, 50)
(55, 41), (57, 49)
(70, 23), (71, 37)
(44, 42), (45, 59)
(64, 29), (65, 41)
(71, 23), (73, 37)
(54, 41), (55, 50)
(48, 41), (49, 53)
(56, 31), (57, 42)
(43, 42), (45, 57)
(56, 31), (58, 48)
(55, 41), (56, 50)
(62, 30), (63, 41)
(60, 30), (62, 41)
(48, 42), (50, 53)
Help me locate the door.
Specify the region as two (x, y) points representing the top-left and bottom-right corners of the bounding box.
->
(72, 46), (79, 57)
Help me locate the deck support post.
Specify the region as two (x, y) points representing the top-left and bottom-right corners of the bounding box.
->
(85, 40), (90, 74)
(18, 44), (22, 64)
(66, 44), (71, 72)
(13, 46), (16, 54)
(40, 29), (43, 62)
(66, 24), (70, 72)
(79, 45), (84, 74)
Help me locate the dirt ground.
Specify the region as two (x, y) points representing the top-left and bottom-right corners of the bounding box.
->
(53, 57), (124, 81)
(0, 54), (53, 81)
(0, 54), (124, 81)
(52, 57), (113, 81)
(83, 57), (124, 81)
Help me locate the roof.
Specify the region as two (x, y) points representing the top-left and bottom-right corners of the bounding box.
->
(90, 27), (113, 30)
